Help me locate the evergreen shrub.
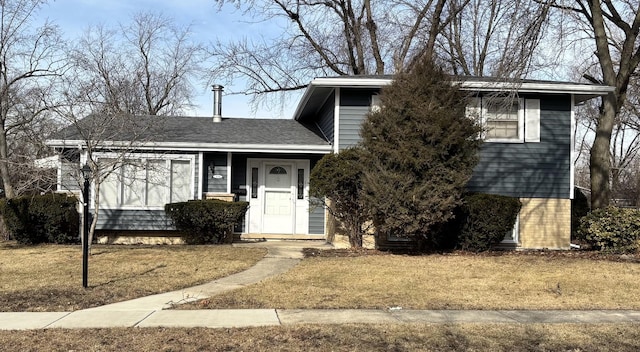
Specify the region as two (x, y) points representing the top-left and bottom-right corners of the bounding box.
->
(310, 148), (368, 248)
(0, 193), (79, 244)
(360, 59), (482, 245)
(455, 193), (521, 252)
(165, 200), (249, 244)
(577, 206), (640, 254)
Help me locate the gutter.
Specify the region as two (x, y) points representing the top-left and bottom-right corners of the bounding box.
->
(45, 139), (333, 154)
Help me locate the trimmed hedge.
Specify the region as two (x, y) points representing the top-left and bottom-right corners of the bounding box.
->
(577, 206), (640, 254)
(455, 193), (522, 252)
(0, 193), (80, 245)
(165, 200), (249, 244)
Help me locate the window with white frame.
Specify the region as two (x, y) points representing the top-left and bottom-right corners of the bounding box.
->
(466, 96), (540, 143)
(485, 98), (521, 140)
(98, 157), (193, 208)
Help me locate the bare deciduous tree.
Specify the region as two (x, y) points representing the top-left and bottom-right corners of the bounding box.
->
(211, 0), (464, 102)
(68, 11), (205, 116)
(0, 0), (66, 199)
(438, 0), (552, 78)
(547, 0), (640, 209)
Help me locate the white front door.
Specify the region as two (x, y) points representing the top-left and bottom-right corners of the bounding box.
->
(262, 164), (293, 233)
(247, 159), (310, 235)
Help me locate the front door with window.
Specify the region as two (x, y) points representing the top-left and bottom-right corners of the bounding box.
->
(262, 164), (293, 233)
(247, 159), (309, 235)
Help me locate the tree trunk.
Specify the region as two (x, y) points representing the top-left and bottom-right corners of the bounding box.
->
(590, 93), (616, 209)
(0, 129), (14, 199)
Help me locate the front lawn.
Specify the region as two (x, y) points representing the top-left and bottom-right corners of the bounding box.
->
(1, 324), (639, 351)
(0, 242), (266, 311)
(187, 250), (640, 310)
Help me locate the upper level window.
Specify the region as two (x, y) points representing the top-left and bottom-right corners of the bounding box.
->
(485, 98), (522, 140)
(466, 96), (540, 143)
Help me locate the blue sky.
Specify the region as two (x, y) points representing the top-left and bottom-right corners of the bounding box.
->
(39, 0), (298, 118)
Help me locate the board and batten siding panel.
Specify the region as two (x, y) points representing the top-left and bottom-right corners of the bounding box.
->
(95, 209), (174, 231)
(203, 153), (228, 193)
(338, 106), (369, 150)
(308, 200), (325, 234)
(316, 92), (335, 144)
(467, 95), (571, 199)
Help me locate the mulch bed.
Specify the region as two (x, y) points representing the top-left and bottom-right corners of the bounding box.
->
(303, 247), (640, 263)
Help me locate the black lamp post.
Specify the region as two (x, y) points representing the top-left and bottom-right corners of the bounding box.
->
(80, 163), (91, 288)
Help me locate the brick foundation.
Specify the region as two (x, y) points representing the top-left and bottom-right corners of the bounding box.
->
(518, 198), (571, 249)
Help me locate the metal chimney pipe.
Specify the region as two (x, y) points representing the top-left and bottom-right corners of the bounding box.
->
(212, 84), (224, 123)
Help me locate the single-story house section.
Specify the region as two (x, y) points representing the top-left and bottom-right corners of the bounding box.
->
(47, 76), (614, 249)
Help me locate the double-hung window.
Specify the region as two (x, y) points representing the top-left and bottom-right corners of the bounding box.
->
(98, 156), (193, 208)
(485, 98), (522, 140)
(467, 96), (540, 143)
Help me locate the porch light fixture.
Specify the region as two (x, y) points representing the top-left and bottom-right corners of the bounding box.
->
(80, 163), (91, 288)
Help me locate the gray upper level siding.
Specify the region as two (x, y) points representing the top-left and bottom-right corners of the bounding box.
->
(337, 88), (379, 150)
(338, 106), (369, 149)
(316, 92), (335, 144)
(333, 89), (573, 199)
(467, 95), (572, 199)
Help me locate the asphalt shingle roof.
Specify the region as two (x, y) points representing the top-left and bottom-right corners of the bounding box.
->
(51, 115), (330, 146)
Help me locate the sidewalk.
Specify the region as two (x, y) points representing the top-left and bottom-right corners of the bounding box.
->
(1, 240), (640, 330)
(2, 309), (640, 330)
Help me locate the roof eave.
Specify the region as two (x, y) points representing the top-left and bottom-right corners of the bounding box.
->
(46, 139), (332, 154)
(458, 81), (615, 98)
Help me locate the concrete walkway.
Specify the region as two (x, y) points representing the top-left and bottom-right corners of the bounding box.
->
(1, 240), (640, 330)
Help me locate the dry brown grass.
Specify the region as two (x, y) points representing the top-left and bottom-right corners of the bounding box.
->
(1, 323), (639, 351)
(0, 242), (266, 311)
(190, 252), (640, 310)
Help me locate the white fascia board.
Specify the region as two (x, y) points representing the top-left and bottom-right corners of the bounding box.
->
(310, 77), (394, 88)
(46, 139), (332, 154)
(311, 77), (614, 96)
(459, 81), (615, 96)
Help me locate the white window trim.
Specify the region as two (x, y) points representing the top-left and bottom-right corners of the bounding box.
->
(93, 152), (195, 210)
(468, 96), (541, 144)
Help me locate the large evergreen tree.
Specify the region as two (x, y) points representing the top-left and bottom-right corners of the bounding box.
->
(360, 59), (482, 247)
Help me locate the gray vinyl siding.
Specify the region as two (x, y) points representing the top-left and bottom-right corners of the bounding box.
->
(308, 201), (325, 234)
(316, 92), (335, 144)
(203, 153), (228, 193)
(337, 88), (379, 150)
(95, 209), (174, 231)
(467, 95), (571, 199)
(338, 106), (369, 149)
